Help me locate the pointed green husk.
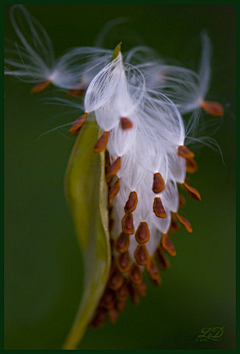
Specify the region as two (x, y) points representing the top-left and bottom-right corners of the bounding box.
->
(63, 119), (111, 349)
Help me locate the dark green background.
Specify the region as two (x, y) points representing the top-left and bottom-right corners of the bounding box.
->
(4, 4), (236, 350)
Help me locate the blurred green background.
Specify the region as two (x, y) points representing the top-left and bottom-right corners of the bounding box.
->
(4, 4), (235, 350)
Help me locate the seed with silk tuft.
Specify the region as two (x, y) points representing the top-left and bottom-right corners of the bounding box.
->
(4, 4), (225, 338)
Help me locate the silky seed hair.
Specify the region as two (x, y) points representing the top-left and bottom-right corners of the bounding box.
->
(4, 5), (224, 327)
(77, 49), (208, 325)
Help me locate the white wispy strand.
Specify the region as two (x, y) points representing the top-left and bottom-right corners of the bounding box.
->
(83, 51), (187, 259)
(127, 32), (212, 115)
(4, 5), (113, 90)
(5, 5), (54, 82)
(52, 47), (113, 90)
(5, 6), (221, 263)
(84, 53), (146, 134)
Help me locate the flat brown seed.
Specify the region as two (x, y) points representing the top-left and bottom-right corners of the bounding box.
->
(176, 213), (193, 233)
(124, 191), (138, 213)
(161, 233), (176, 257)
(101, 289), (115, 310)
(178, 145), (195, 159)
(108, 308), (119, 324)
(90, 308), (107, 328)
(116, 300), (126, 312)
(122, 213), (135, 235)
(67, 88), (85, 98)
(69, 112), (88, 134)
(129, 284), (140, 304)
(134, 244), (149, 266)
(116, 252), (131, 273)
(93, 131), (109, 153)
(109, 270), (124, 291)
(152, 173), (165, 193)
(183, 183), (201, 201)
(31, 80), (51, 93)
(116, 280), (129, 301)
(168, 213), (180, 233)
(106, 157), (121, 182)
(115, 233), (130, 253)
(186, 158), (198, 173)
(105, 150), (110, 170)
(153, 197), (167, 218)
(135, 222), (150, 244)
(179, 194), (186, 208)
(135, 281), (147, 297)
(156, 247), (170, 270)
(146, 258), (161, 285)
(129, 263), (143, 284)
(201, 100), (224, 117)
(120, 117), (133, 130)
(109, 178), (120, 204)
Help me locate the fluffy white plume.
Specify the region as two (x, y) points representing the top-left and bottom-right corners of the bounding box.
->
(5, 6), (224, 300)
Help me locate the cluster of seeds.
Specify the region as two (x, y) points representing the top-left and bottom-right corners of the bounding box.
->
(68, 104), (201, 328)
(5, 5), (224, 330)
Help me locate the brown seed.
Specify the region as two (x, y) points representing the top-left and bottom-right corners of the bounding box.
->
(186, 158), (198, 173)
(179, 194), (186, 208)
(31, 80), (51, 93)
(120, 117), (133, 130)
(90, 307), (107, 328)
(178, 145), (195, 159)
(115, 233), (130, 253)
(147, 258), (158, 277)
(153, 197), (167, 218)
(116, 280), (129, 301)
(169, 221), (180, 233)
(135, 281), (147, 297)
(129, 263), (142, 284)
(152, 278), (162, 286)
(109, 178), (120, 204)
(105, 150), (110, 171)
(200, 100), (224, 117)
(101, 289), (115, 310)
(146, 258), (161, 285)
(183, 183), (201, 201)
(122, 213), (135, 235)
(129, 284), (140, 304)
(67, 88), (85, 98)
(69, 112), (88, 134)
(106, 157), (121, 182)
(93, 131), (109, 153)
(109, 270), (124, 291)
(135, 222), (150, 244)
(116, 300), (126, 312)
(124, 191), (138, 213)
(176, 213), (193, 233)
(152, 173), (165, 193)
(108, 308), (119, 324)
(108, 263), (116, 279)
(168, 214), (180, 233)
(134, 244), (149, 266)
(116, 252), (131, 273)
(156, 247), (170, 270)
(161, 233), (176, 257)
